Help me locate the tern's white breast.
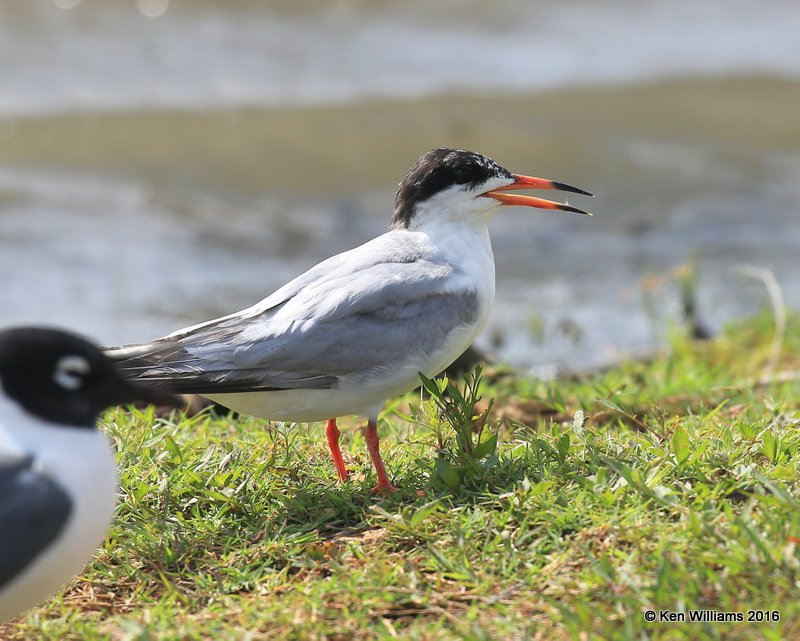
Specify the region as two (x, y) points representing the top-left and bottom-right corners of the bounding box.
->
(206, 222), (496, 424)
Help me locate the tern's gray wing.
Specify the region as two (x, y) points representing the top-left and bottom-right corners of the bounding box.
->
(0, 455), (72, 588)
(108, 236), (480, 394)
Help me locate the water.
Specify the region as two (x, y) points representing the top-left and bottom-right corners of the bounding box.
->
(1, 1), (799, 374)
(1, 1), (799, 115)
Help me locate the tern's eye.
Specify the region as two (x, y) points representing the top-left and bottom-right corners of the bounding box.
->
(452, 166), (473, 185)
(54, 355), (91, 390)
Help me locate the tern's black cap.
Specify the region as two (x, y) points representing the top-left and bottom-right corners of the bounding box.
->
(392, 148), (512, 229)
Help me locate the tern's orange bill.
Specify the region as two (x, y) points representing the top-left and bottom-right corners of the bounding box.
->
(484, 173), (594, 216)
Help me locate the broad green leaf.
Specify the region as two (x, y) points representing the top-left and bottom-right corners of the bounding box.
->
(672, 426), (690, 465)
(474, 434), (498, 460)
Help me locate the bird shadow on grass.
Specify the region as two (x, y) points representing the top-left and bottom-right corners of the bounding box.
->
(260, 448), (541, 543)
(108, 426), (551, 602)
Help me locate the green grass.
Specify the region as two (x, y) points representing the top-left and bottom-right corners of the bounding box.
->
(3, 312), (800, 640)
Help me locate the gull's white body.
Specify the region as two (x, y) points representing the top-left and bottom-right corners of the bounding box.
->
(0, 396), (117, 622)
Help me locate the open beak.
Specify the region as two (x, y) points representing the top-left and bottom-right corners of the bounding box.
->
(484, 173), (594, 215)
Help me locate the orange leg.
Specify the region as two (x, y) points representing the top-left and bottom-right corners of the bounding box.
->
(365, 419), (398, 494)
(325, 418), (348, 482)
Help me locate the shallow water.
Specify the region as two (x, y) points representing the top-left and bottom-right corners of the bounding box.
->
(1, 2), (798, 374)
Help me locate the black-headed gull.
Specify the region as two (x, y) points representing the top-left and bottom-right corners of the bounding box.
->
(0, 327), (175, 623)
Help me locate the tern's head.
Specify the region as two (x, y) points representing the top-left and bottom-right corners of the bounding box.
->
(0, 328), (175, 428)
(392, 148), (592, 230)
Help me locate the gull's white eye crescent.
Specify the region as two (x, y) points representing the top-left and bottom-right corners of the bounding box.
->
(54, 355), (91, 390)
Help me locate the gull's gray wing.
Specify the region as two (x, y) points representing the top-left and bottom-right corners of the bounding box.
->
(107, 233), (480, 394)
(0, 455), (72, 589)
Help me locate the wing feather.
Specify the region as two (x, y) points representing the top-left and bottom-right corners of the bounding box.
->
(107, 232), (480, 394)
(0, 456), (72, 589)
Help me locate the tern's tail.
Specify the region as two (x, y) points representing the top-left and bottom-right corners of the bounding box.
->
(103, 340), (190, 390)
(105, 327), (338, 395)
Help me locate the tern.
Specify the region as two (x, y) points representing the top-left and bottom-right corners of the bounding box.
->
(106, 148), (592, 493)
(0, 328), (175, 623)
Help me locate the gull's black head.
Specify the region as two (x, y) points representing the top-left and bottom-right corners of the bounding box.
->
(392, 148), (513, 229)
(0, 327), (175, 428)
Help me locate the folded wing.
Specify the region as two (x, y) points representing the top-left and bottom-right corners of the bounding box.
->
(107, 239), (479, 394)
(0, 456), (72, 589)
